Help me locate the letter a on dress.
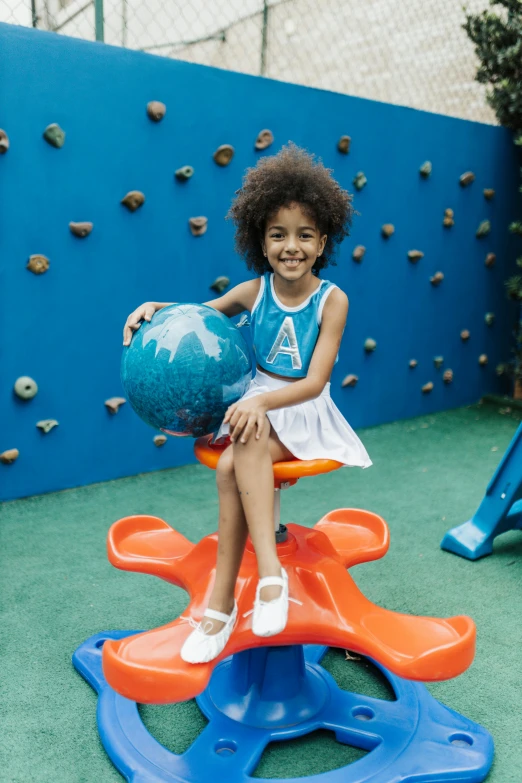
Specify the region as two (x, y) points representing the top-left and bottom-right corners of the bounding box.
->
(266, 317), (302, 370)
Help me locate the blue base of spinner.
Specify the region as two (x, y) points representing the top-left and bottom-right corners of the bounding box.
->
(73, 631), (494, 783)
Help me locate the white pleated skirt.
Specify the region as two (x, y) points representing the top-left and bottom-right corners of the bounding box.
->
(213, 369), (372, 469)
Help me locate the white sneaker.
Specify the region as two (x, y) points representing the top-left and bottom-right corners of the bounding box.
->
(251, 568), (289, 637)
(180, 602), (238, 664)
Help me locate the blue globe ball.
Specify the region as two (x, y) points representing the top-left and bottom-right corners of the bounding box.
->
(121, 303), (252, 437)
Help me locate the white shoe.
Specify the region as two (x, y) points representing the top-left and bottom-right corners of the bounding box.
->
(180, 602), (238, 664)
(252, 568), (289, 637)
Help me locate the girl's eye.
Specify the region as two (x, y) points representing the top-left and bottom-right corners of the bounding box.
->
(269, 233), (312, 239)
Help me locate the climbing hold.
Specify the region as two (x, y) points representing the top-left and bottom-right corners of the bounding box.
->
(476, 220), (491, 238)
(0, 449), (19, 465)
(485, 253), (496, 268)
(430, 271), (444, 286)
(189, 217), (208, 237)
(0, 129), (9, 153)
(352, 245), (366, 262)
(255, 129), (274, 150)
(341, 374), (358, 387)
(364, 338), (377, 352)
(353, 172), (367, 191)
(443, 208), (454, 228)
(14, 376), (38, 400)
(105, 397), (126, 414)
(460, 329), (470, 341)
(210, 276), (230, 293)
(36, 419), (59, 434)
(459, 171), (475, 187)
(419, 161), (432, 178)
(153, 434), (167, 447)
(337, 135), (351, 154)
(485, 312), (495, 326)
(213, 144), (234, 166)
(381, 223), (395, 238)
(43, 123), (65, 148)
(409, 359), (418, 368)
(434, 356), (444, 369)
(478, 354), (488, 366)
(27, 254), (49, 275)
(483, 188), (495, 200)
(422, 382), (434, 394)
(175, 166), (194, 182)
(146, 101), (166, 122)
(443, 369), (453, 384)
(121, 191), (145, 212)
(408, 250), (424, 263)
(69, 222), (93, 238)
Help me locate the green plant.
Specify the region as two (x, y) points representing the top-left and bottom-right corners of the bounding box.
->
(464, 0), (522, 388)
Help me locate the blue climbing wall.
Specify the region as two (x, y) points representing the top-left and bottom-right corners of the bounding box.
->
(1, 23), (521, 502)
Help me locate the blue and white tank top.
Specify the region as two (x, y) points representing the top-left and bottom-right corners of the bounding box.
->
(250, 272), (339, 379)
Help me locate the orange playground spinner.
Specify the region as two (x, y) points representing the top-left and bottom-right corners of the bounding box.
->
(102, 436), (476, 705)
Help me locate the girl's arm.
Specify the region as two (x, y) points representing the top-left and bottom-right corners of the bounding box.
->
(203, 279), (260, 317)
(122, 279), (259, 346)
(260, 287), (349, 412)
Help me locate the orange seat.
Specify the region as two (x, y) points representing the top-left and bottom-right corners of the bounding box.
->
(194, 434), (343, 489)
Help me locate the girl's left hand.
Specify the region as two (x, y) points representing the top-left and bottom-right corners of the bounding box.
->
(224, 398), (268, 444)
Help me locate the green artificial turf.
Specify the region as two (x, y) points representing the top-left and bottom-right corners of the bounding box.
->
(1, 400), (521, 782)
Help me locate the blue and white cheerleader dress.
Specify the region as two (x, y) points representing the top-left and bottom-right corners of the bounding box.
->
(214, 272), (372, 469)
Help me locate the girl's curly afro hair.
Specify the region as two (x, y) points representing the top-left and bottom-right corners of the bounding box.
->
(227, 142), (354, 277)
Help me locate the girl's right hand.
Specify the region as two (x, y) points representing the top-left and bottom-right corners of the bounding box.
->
(123, 302), (168, 346)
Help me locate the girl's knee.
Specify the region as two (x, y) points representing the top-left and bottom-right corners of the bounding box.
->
(216, 447), (236, 484)
(233, 416), (271, 450)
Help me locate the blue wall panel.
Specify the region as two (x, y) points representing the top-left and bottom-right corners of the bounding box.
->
(1, 23), (521, 501)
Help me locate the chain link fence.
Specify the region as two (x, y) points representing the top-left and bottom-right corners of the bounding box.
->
(2, 0), (497, 125)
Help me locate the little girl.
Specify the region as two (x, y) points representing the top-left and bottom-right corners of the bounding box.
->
(123, 143), (372, 664)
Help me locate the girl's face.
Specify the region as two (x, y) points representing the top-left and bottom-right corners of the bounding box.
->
(262, 203), (327, 282)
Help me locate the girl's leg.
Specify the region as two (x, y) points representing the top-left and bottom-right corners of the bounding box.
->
(180, 445), (247, 662)
(233, 420), (295, 602)
(202, 426), (295, 634)
(204, 445), (249, 633)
